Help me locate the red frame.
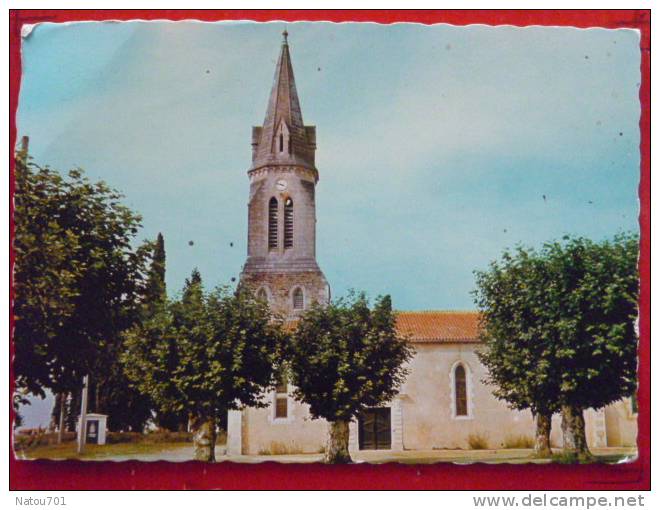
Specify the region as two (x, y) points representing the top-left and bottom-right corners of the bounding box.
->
(9, 10), (650, 490)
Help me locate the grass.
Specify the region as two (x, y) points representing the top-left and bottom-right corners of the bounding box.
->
(257, 441), (304, 455)
(15, 428), (228, 461)
(16, 440), (193, 461)
(13, 429), (197, 452)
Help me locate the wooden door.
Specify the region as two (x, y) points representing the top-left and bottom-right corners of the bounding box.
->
(358, 408), (391, 450)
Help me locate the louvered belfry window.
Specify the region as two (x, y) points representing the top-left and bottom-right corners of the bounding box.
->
(293, 287), (304, 310)
(455, 364), (468, 416)
(284, 197), (294, 248)
(268, 197), (278, 249)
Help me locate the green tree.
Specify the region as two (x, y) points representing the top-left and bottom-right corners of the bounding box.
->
(289, 293), (413, 463)
(143, 232), (167, 312)
(122, 273), (282, 461)
(139, 233), (188, 431)
(473, 247), (560, 457)
(14, 153), (82, 398)
(13, 152), (152, 440)
(474, 234), (639, 462)
(13, 392), (28, 429)
(90, 342), (154, 432)
(547, 235), (638, 461)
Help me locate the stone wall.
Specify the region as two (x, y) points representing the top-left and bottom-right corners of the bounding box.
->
(402, 343), (633, 450)
(604, 399), (638, 447)
(240, 270), (329, 318)
(242, 395), (328, 455)
(241, 163), (329, 317)
(400, 343), (536, 450)
(235, 343), (637, 455)
(244, 166), (319, 265)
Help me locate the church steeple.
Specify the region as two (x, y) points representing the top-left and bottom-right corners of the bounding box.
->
(251, 31), (317, 172)
(241, 31), (329, 318)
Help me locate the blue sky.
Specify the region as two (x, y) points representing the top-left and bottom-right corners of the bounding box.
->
(16, 21), (640, 428)
(17, 20), (641, 310)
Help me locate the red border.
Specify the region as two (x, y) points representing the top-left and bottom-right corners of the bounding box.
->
(9, 10), (650, 490)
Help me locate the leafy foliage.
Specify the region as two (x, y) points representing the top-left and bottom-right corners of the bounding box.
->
(143, 232), (167, 313)
(544, 235), (639, 410)
(474, 234), (639, 415)
(13, 153), (152, 399)
(91, 342), (154, 432)
(137, 232), (188, 431)
(122, 273), (283, 423)
(473, 245), (560, 416)
(289, 293), (413, 422)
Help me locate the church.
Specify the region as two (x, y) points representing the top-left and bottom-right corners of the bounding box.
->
(226, 32), (637, 456)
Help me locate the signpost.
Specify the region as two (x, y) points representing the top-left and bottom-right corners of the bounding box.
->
(76, 375), (89, 454)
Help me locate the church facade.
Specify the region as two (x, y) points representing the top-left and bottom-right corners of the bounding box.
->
(226, 33), (637, 456)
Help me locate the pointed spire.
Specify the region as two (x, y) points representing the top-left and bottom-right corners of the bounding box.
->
(264, 30), (304, 132)
(251, 32), (316, 171)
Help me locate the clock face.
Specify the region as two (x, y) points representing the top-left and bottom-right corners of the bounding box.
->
(276, 179), (288, 191)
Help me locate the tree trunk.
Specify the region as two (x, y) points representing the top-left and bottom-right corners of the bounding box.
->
(66, 388), (81, 432)
(191, 414), (216, 462)
(561, 405), (593, 462)
(94, 383), (100, 414)
(533, 412), (552, 458)
(57, 393), (66, 444)
(324, 420), (352, 464)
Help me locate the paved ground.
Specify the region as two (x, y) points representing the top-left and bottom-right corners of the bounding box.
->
(226, 447), (636, 465)
(51, 445), (637, 464)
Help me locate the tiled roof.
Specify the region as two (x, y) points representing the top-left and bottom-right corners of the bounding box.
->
(395, 311), (482, 344)
(282, 318), (300, 333)
(283, 311), (482, 344)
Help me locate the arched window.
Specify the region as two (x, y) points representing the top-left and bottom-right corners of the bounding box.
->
(275, 373), (288, 419)
(454, 364), (468, 417)
(257, 288), (268, 302)
(284, 197), (293, 249)
(268, 197), (278, 249)
(292, 287), (304, 310)
(279, 133), (284, 152)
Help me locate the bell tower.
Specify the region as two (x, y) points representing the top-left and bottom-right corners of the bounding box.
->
(240, 31), (330, 317)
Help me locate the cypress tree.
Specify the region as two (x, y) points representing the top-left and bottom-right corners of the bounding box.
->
(144, 233), (167, 309)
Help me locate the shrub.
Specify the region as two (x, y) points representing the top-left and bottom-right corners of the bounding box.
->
(257, 441), (303, 455)
(144, 430), (193, 443)
(467, 433), (489, 450)
(13, 431), (76, 451)
(106, 432), (142, 444)
(13, 428), (208, 451)
(502, 434), (534, 449)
